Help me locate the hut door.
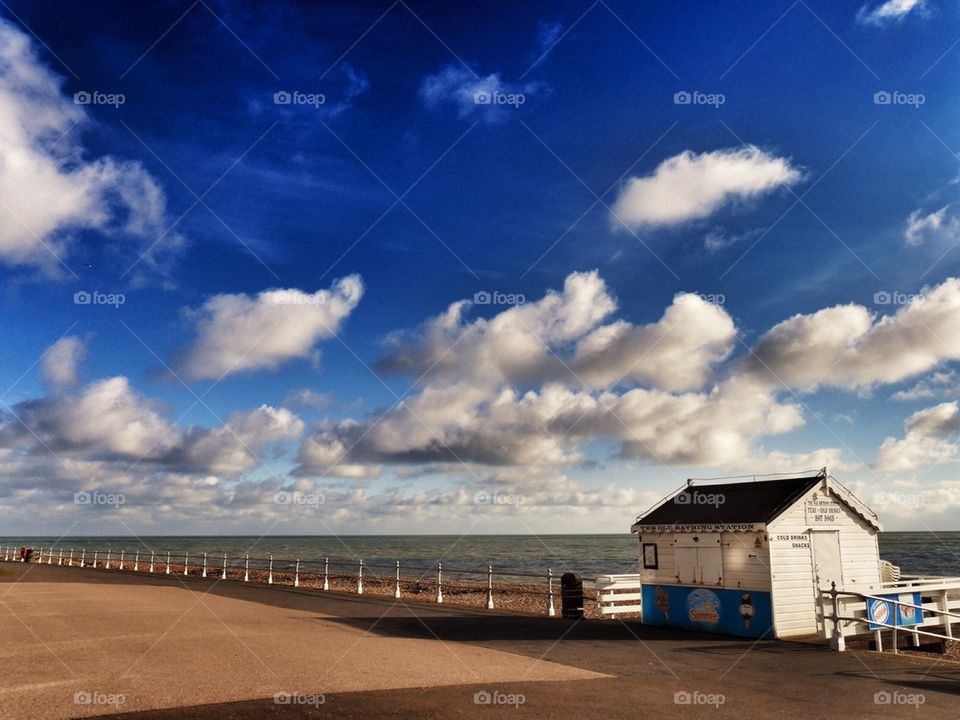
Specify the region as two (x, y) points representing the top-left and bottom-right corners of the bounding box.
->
(811, 531), (843, 589)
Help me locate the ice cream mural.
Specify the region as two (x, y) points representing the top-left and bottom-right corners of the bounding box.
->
(740, 593), (755, 630)
(655, 586), (670, 620)
(642, 585), (773, 638)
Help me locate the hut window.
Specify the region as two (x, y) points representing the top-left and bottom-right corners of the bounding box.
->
(642, 543), (658, 569)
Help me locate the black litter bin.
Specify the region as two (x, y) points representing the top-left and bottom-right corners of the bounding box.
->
(560, 573), (583, 619)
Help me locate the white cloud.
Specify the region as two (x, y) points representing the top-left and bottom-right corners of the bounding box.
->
(283, 388), (334, 410)
(744, 278), (960, 391)
(0, 18), (182, 276)
(891, 370), (959, 401)
(419, 65), (539, 122)
(610, 145), (802, 229)
(179, 275), (363, 380)
(41, 336), (86, 389)
(857, 0), (928, 26)
(904, 205), (959, 246)
(875, 402), (960, 471)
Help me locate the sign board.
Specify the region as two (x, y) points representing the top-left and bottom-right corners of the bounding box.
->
(641, 585), (773, 638)
(805, 498), (842, 525)
(866, 593), (923, 630)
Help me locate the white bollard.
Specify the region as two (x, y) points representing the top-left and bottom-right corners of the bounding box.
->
(221, 553), (227, 580)
(48, 548), (54, 565)
(244, 554), (250, 582)
(357, 559), (364, 594)
(184, 552), (189, 576)
(134, 549), (140, 572)
(105, 550), (111, 570)
(323, 557), (329, 591)
(38, 547), (43, 564)
(202, 552), (208, 578)
(119, 549), (125, 570)
(80, 548), (86, 567)
(436, 562), (443, 604)
(268, 555), (274, 584)
(149, 550), (155, 573)
(395, 560), (401, 599)
(294, 559), (300, 588)
(166, 551), (171, 574)
(547, 568), (556, 617)
(68, 548), (74, 567)
(92, 550), (98, 568)
(58, 547), (63, 566)
(487, 564), (495, 610)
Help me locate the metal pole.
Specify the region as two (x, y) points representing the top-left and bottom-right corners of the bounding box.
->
(38, 547), (43, 564)
(92, 550), (98, 568)
(268, 555), (274, 584)
(394, 560), (401, 599)
(294, 559), (300, 588)
(547, 568), (556, 617)
(830, 582), (845, 652)
(323, 557), (329, 590)
(119, 549), (125, 570)
(165, 550), (171, 575)
(134, 550), (139, 572)
(149, 550), (155, 573)
(80, 548), (86, 567)
(222, 553), (227, 580)
(436, 562), (443, 604)
(104, 549), (110, 570)
(244, 554), (250, 582)
(58, 547), (63, 566)
(183, 552), (189, 576)
(48, 548), (54, 565)
(487, 564), (494, 610)
(202, 552), (208, 578)
(68, 548), (74, 567)
(357, 559), (363, 594)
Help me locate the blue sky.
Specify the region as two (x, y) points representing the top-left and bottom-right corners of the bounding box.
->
(2, 0), (960, 534)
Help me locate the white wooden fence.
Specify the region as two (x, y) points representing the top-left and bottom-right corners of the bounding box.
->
(595, 573), (643, 617)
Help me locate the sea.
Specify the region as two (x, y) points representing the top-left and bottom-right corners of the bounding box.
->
(2, 532), (958, 581)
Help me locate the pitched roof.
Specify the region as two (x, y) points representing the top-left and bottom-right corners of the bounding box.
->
(633, 475), (823, 527)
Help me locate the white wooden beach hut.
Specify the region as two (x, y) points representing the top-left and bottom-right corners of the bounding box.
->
(626, 469), (882, 639)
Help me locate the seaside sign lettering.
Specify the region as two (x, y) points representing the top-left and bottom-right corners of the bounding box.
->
(632, 523), (761, 533)
(804, 497), (841, 525)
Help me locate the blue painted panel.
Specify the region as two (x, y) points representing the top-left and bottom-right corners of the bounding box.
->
(866, 593), (923, 629)
(641, 584), (773, 638)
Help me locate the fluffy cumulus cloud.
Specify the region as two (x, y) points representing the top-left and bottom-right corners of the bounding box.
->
(179, 275), (363, 380)
(0, 18), (182, 276)
(875, 402), (960, 471)
(419, 65), (540, 122)
(610, 145), (802, 229)
(41, 335), (86, 389)
(857, 0), (929, 26)
(743, 278), (960, 392)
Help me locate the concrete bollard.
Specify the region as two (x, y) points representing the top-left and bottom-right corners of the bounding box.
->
(268, 555), (274, 584)
(222, 553), (227, 580)
(395, 560), (401, 599)
(202, 552), (208, 578)
(294, 559), (300, 588)
(244, 554), (250, 582)
(547, 568), (556, 617)
(487, 564), (495, 610)
(323, 557), (329, 591)
(357, 559), (364, 594)
(436, 562), (443, 604)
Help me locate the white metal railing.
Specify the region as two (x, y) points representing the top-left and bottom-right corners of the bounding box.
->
(0, 543), (570, 617)
(821, 580), (960, 653)
(595, 573), (642, 617)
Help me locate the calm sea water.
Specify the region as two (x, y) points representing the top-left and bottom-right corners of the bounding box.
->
(2, 532), (957, 580)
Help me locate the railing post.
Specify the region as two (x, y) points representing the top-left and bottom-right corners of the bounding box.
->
(323, 557), (329, 590)
(165, 550), (171, 575)
(294, 559), (300, 588)
(68, 548), (74, 567)
(940, 590), (953, 639)
(134, 550), (139, 572)
(149, 550), (155, 573)
(58, 547), (63, 566)
(222, 553), (227, 580)
(357, 559), (364, 594)
(436, 562), (443, 604)
(244, 554), (250, 582)
(48, 548), (54, 565)
(38, 547), (43, 564)
(202, 552), (208, 578)
(394, 560), (401, 599)
(183, 552), (189, 576)
(830, 582), (846, 652)
(547, 568), (556, 617)
(119, 549), (125, 570)
(80, 548), (86, 567)
(105, 549), (111, 570)
(92, 550), (98, 568)
(487, 564), (495, 610)
(268, 555), (274, 584)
